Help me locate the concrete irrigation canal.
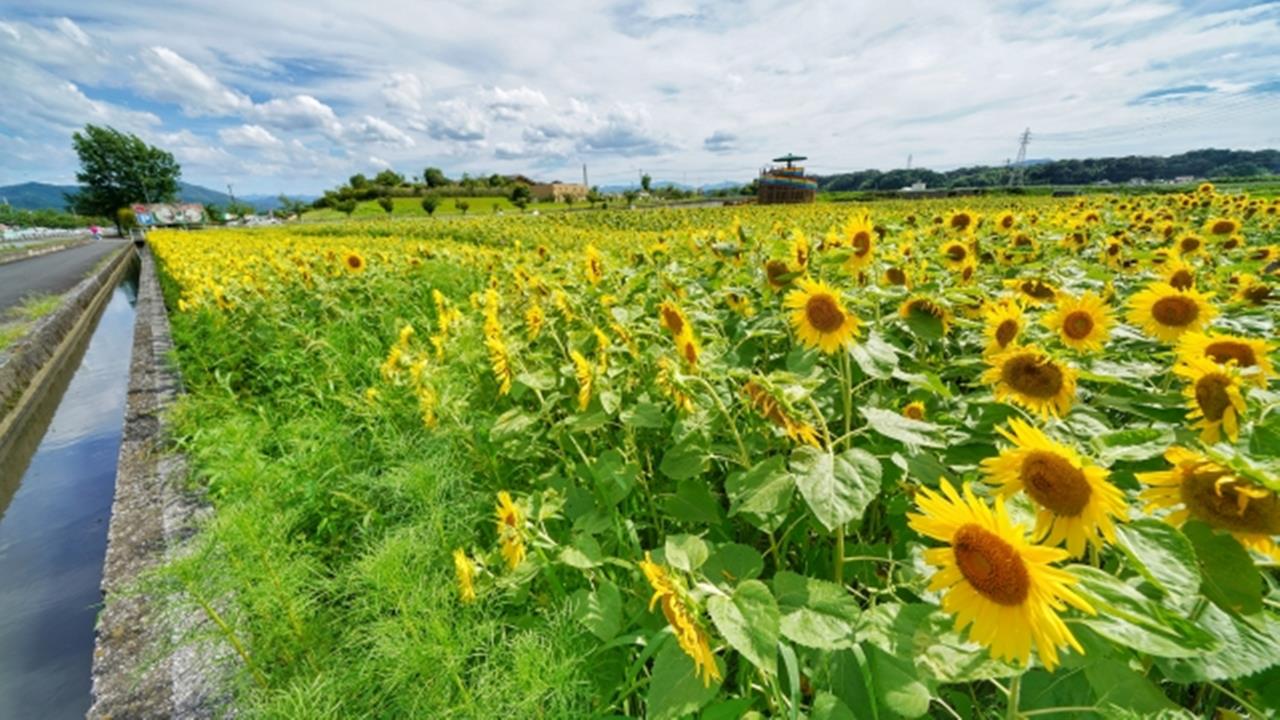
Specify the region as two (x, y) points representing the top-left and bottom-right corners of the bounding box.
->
(0, 243), (183, 718)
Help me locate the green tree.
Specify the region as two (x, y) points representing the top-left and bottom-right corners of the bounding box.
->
(456, 199), (471, 215)
(349, 174), (369, 189)
(510, 184), (532, 205)
(67, 124), (181, 232)
(377, 196), (394, 214)
(641, 173), (652, 192)
(116, 207), (138, 232)
(423, 167), (449, 187)
(421, 195), (439, 216)
(374, 169), (404, 187)
(335, 199), (358, 217)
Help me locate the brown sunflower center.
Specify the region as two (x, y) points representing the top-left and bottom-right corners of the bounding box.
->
(1020, 280), (1055, 300)
(766, 260), (790, 286)
(1014, 234), (1033, 247)
(1181, 470), (1280, 536)
(1194, 373), (1232, 422)
(1243, 285), (1272, 304)
(1062, 310), (1095, 340)
(946, 244), (968, 262)
(1107, 242), (1120, 256)
(1019, 450), (1092, 516)
(661, 307), (685, 336)
(1001, 215), (1015, 229)
(1001, 353), (1065, 399)
(1169, 269), (1194, 290)
(952, 523), (1030, 606)
(852, 232), (872, 256)
(1180, 237), (1201, 253)
(950, 214), (972, 230)
(1205, 340), (1257, 368)
(806, 293), (846, 333)
(346, 255), (363, 269)
(1151, 295), (1198, 327)
(885, 267), (907, 286)
(903, 404), (924, 420)
(1211, 220), (1236, 235)
(995, 319), (1019, 348)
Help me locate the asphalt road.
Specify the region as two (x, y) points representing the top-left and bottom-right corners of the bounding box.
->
(0, 241), (127, 314)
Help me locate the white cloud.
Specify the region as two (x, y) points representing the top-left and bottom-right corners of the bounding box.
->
(421, 98), (488, 141)
(137, 46), (252, 116)
(218, 123), (283, 148)
(381, 72), (426, 112)
(348, 115), (415, 146)
(53, 17), (90, 45)
(249, 94), (344, 138)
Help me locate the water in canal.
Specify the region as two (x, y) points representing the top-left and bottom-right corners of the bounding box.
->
(0, 264), (138, 719)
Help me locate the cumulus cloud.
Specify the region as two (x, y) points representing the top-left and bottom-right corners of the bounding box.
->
(348, 115), (415, 146)
(382, 72), (425, 112)
(249, 94), (344, 138)
(421, 98), (488, 141)
(218, 123), (284, 148)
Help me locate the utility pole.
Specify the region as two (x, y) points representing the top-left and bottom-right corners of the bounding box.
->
(1008, 128), (1031, 187)
(906, 154), (912, 170)
(582, 163), (588, 188)
(227, 183), (237, 209)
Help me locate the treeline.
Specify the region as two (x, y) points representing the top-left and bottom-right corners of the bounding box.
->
(314, 167), (551, 210)
(818, 148), (1280, 191)
(0, 203), (108, 230)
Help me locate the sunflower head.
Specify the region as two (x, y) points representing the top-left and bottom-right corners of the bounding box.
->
(784, 278), (860, 354)
(941, 239), (971, 268)
(907, 480), (1094, 670)
(659, 300), (690, 338)
(495, 491), (527, 570)
(343, 250), (366, 273)
(1205, 217), (1240, 236)
(1042, 291), (1113, 353)
(453, 549), (477, 603)
(982, 419), (1126, 556)
(902, 401), (926, 421)
(983, 299), (1024, 354)
(899, 296), (950, 336)
(947, 209), (979, 233)
(982, 345), (1076, 418)
(1125, 282), (1217, 342)
(1176, 331), (1275, 386)
(1174, 356), (1247, 443)
(1161, 258), (1196, 291)
(1139, 448), (1280, 560)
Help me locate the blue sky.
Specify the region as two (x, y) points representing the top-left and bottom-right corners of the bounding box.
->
(1, 0), (1279, 195)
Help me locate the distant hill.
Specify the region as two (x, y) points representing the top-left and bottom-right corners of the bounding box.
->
(0, 181), (313, 212)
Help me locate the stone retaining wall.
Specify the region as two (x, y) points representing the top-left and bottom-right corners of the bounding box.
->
(0, 244), (132, 441)
(90, 247), (233, 719)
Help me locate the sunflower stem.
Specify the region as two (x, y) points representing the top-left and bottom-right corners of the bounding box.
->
(840, 350), (854, 450)
(834, 523), (846, 586)
(1006, 673), (1022, 720)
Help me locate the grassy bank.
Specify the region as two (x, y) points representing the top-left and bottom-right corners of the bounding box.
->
(0, 293), (62, 351)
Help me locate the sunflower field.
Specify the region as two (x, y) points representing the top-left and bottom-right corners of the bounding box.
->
(149, 185), (1280, 719)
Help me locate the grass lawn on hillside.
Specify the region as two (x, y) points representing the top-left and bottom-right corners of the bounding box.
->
(302, 196), (577, 221)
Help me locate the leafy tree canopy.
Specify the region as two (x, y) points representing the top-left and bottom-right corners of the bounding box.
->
(67, 124), (181, 223)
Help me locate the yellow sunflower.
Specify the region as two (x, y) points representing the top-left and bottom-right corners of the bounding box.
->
(639, 553), (722, 686)
(982, 419), (1126, 557)
(1232, 274), (1273, 306)
(495, 491), (526, 570)
(902, 401), (926, 421)
(1126, 282), (1217, 342)
(843, 212), (876, 274)
(571, 350), (593, 411)
(940, 239), (972, 269)
(1042, 291), (1114, 353)
(343, 249), (366, 273)
(1176, 331), (1275, 387)
(453, 549), (477, 603)
(1175, 234), (1204, 257)
(1009, 278), (1058, 306)
(1138, 447), (1280, 561)
(1174, 356), (1247, 443)
(994, 210), (1017, 233)
(659, 300), (691, 339)
(584, 244), (604, 285)
(946, 209), (979, 234)
(784, 278), (861, 354)
(983, 300), (1025, 355)
(677, 332), (701, 368)
(907, 480), (1094, 671)
(1204, 217), (1240, 236)
(1160, 257), (1196, 291)
(982, 345), (1076, 418)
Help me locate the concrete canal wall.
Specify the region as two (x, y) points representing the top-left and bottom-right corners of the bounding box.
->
(0, 244), (133, 450)
(90, 248), (233, 719)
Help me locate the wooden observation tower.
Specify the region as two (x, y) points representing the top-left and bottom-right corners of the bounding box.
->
(757, 153), (817, 204)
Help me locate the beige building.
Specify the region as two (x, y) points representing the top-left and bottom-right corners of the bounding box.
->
(530, 182), (589, 202)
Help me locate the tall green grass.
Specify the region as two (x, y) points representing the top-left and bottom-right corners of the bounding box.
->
(156, 260), (597, 718)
